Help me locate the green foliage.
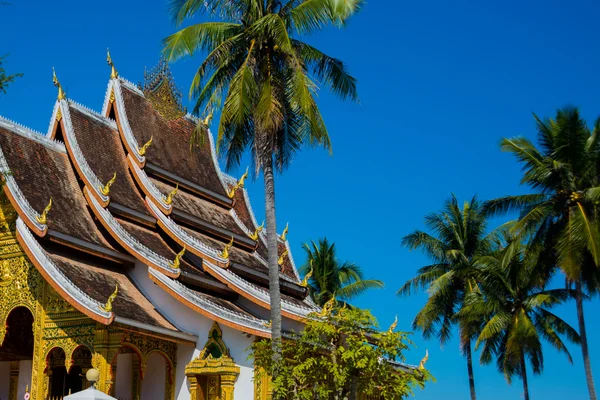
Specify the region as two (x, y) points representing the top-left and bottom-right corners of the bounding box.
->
(0, 54), (23, 95)
(301, 238), (383, 306)
(250, 306), (431, 400)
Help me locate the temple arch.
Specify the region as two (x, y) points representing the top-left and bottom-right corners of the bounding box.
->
(0, 306), (34, 400)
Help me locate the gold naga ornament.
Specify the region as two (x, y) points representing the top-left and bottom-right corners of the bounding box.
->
(202, 112), (213, 126)
(300, 261), (313, 287)
(170, 246), (186, 269)
(388, 315), (398, 334)
(220, 237), (234, 259)
(138, 136), (153, 156)
(280, 223), (289, 241)
(227, 167), (248, 199)
(318, 295), (336, 317)
(248, 221), (264, 241)
(277, 249), (288, 266)
(36, 198), (53, 225)
(107, 48), (118, 79)
(52, 67), (66, 101)
(100, 284), (119, 312)
(165, 183), (179, 205)
(100, 172), (117, 196)
(419, 350), (429, 370)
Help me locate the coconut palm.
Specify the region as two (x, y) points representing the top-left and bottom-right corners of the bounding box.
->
(163, 0), (361, 356)
(300, 238), (383, 306)
(461, 233), (580, 400)
(398, 195), (495, 400)
(483, 107), (600, 400)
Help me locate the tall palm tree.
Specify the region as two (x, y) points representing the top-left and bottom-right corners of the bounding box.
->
(163, 0), (361, 356)
(398, 195), (494, 400)
(300, 238), (383, 306)
(460, 233), (580, 400)
(483, 107), (600, 400)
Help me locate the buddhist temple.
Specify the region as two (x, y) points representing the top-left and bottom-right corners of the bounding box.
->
(0, 59), (319, 400)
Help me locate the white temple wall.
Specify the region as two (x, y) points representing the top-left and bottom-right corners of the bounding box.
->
(0, 361), (10, 400)
(17, 360), (31, 400)
(141, 353), (166, 399)
(115, 353), (133, 399)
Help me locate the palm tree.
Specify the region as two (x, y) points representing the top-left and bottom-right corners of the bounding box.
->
(398, 195), (494, 400)
(461, 233), (580, 400)
(163, 0), (361, 356)
(300, 238), (383, 306)
(483, 107), (600, 400)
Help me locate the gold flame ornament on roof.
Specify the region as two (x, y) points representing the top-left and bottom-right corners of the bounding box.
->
(165, 183), (179, 205)
(419, 350), (429, 370)
(278, 249), (288, 266)
(171, 246), (186, 269)
(281, 223), (289, 241)
(227, 167), (248, 199)
(220, 237), (234, 259)
(202, 112), (213, 126)
(300, 264), (313, 288)
(36, 198), (53, 225)
(388, 315), (398, 334)
(52, 67), (66, 101)
(249, 221), (264, 241)
(100, 284), (119, 312)
(100, 172), (117, 196)
(319, 295), (336, 317)
(138, 136), (153, 156)
(107, 48), (118, 79)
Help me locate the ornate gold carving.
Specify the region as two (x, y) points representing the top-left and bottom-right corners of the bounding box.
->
(99, 284), (118, 312)
(249, 221), (263, 241)
(100, 172), (117, 196)
(165, 183), (178, 205)
(141, 59), (186, 121)
(277, 249), (288, 266)
(138, 136), (153, 156)
(300, 263), (312, 288)
(107, 48), (118, 79)
(202, 112), (213, 126)
(109, 90), (115, 104)
(388, 315), (398, 334)
(36, 198), (52, 225)
(281, 223), (289, 241)
(220, 237), (234, 259)
(56, 108), (63, 122)
(419, 349), (429, 370)
(170, 246), (185, 269)
(319, 295), (336, 317)
(52, 68), (66, 101)
(227, 168), (248, 199)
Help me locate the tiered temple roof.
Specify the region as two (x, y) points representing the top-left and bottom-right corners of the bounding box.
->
(0, 63), (317, 342)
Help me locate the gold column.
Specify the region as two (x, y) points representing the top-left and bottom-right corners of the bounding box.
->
(92, 326), (122, 394)
(220, 374), (237, 400)
(187, 375), (199, 400)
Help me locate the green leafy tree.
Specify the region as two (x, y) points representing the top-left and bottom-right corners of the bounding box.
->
(251, 305), (431, 400)
(300, 238), (383, 306)
(460, 232), (580, 400)
(483, 107), (600, 400)
(163, 0), (361, 360)
(398, 195), (495, 400)
(0, 54), (22, 95)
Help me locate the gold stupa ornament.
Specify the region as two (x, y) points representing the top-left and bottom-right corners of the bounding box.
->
(52, 68), (66, 101)
(36, 198), (53, 225)
(100, 284), (119, 312)
(100, 172), (117, 196)
(107, 48), (118, 79)
(220, 237), (234, 259)
(171, 246), (186, 269)
(248, 221), (264, 241)
(227, 167), (248, 199)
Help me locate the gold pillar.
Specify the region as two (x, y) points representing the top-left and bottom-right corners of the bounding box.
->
(220, 374), (237, 400)
(92, 326), (122, 394)
(187, 375), (199, 400)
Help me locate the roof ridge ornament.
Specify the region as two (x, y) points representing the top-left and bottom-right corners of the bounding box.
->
(281, 222), (289, 241)
(52, 67), (66, 100)
(248, 221), (264, 241)
(165, 183), (179, 205)
(139, 58), (186, 120)
(388, 315), (398, 333)
(300, 262), (313, 287)
(227, 167), (248, 199)
(36, 198), (52, 225)
(318, 295), (336, 317)
(138, 136), (153, 156)
(419, 350), (429, 370)
(220, 237), (234, 259)
(277, 249), (288, 266)
(107, 48), (118, 79)
(171, 246), (186, 269)
(100, 284), (119, 312)
(100, 172), (117, 196)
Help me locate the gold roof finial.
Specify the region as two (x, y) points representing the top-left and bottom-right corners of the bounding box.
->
(107, 48), (118, 79)
(170, 246), (186, 269)
(227, 167), (249, 198)
(300, 261), (313, 287)
(36, 198), (53, 225)
(277, 249), (288, 266)
(202, 112), (213, 126)
(220, 237), (234, 259)
(100, 284), (119, 312)
(249, 221), (264, 241)
(388, 315), (398, 334)
(165, 183), (179, 205)
(419, 350), (429, 370)
(138, 136), (153, 156)
(52, 67), (66, 101)
(318, 295), (336, 317)
(281, 222), (289, 241)
(100, 172), (117, 196)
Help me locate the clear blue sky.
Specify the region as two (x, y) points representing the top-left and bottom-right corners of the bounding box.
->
(1, 0), (599, 398)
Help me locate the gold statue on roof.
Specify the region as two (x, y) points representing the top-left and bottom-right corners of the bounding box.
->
(249, 221), (264, 241)
(227, 168), (249, 199)
(52, 68), (66, 101)
(138, 136), (153, 156)
(171, 246), (186, 269)
(165, 183), (179, 205)
(36, 198), (53, 225)
(281, 223), (289, 241)
(107, 49), (118, 79)
(100, 284), (119, 312)
(220, 237), (234, 259)
(419, 350), (429, 370)
(278, 249), (288, 266)
(300, 262), (313, 287)
(100, 172), (117, 196)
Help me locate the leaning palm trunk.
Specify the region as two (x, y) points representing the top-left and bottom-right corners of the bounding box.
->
(576, 279), (597, 400)
(465, 339), (477, 400)
(520, 354), (530, 400)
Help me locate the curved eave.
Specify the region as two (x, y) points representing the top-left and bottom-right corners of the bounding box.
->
(148, 268), (270, 338)
(16, 218), (114, 324)
(83, 187), (180, 279)
(127, 154), (173, 214)
(146, 197), (230, 268)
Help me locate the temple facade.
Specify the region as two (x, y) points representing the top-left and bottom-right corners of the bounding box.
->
(0, 59), (318, 400)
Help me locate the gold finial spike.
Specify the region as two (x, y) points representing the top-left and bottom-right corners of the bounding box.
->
(100, 172), (117, 196)
(202, 112), (213, 126)
(249, 221), (264, 241)
(165, 183), (179, 205)
(419, 350), (429, 370)
(318, 295), (336, 317)
(300, 262), (313, 287)
(138, 136), (153, 156)
(220, 236), (234, 259)
(388, 315), (398, 334)
(281, 222), (289, 241)
(107, 48), (118, 79)
(100, 284), (119, 312)
(278, 249), (288, 266)
(170, 246), (186, 269)
(227, 167), (249, 198)
(36, 198), (53, 225)
(52, 67), (66, 100)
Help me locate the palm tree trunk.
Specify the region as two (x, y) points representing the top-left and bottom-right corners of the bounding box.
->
(465, 339), (477, 400)
(263, 157), (283, 357)
(576, 278), (597, 400)
(521, 354), (530, 400)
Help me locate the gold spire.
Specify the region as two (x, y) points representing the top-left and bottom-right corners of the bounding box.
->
(170, 246), (186, 269)
(227, 167), (249, 198)
(100, 284), (119, 312)
(138, 136), (153, 156)
(300, 262), (313, 287)
(248, 221), (264, 241)
(100, 172), (117, 196)
(277, 249), (288, 266)
(419, 350), (429, 370)
(165, 183), (179, 205)
(281, 222), (289, 241)
(220, 237), (234, 259)
(36, 198), (52, 225)
(388, 315), (398, 333)
(107, 48), (118, 79)
(52, 67), (66, 101)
